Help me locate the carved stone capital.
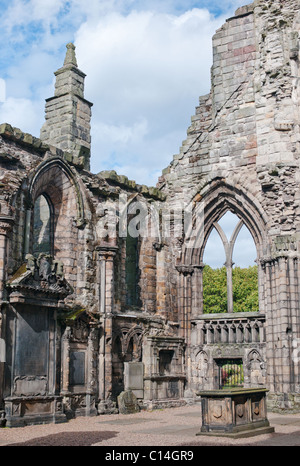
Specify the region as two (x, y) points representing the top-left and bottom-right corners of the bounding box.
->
(0, 216), (14, 235)
(96, 243), (118, 261)
(176, 264), (195, 276)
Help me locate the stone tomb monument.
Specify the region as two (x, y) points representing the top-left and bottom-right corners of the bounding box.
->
(197, 388), (274, 438)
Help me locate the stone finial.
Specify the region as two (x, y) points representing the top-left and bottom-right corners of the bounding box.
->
(63, 42), (78, 67)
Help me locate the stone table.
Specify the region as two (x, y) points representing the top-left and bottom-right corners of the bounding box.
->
(196, 388), (275, 438)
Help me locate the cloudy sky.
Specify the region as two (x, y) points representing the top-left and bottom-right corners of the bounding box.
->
(0, 0), (247, 187)
(0, 0), (257, 268)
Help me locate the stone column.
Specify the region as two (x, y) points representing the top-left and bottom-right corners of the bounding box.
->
(96, 246), (117, 407)
(61, 326), (71, 394)
(263, 255), (299, 407)
(225, 259), (234, 314)
(86, 327), (98, 416)
(0, 217), (14, 303)
(0, 217), (14, 408)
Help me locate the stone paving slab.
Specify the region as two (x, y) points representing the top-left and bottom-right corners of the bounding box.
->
(2, 405), (300, 446)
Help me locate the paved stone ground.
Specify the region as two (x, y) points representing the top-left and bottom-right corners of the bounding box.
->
(1, 404), (300, 447)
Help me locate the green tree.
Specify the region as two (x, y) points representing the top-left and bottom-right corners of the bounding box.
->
(232, 266), (259, 313)
(202, 265), (258, 314)
(202, 265), (227, 313)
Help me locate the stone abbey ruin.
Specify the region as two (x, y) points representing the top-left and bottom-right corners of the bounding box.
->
(1, 0), (300, 426)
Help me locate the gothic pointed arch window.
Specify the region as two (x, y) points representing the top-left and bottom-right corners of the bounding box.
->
(32, 193), (54, 256)
(202, 211), (258, 314)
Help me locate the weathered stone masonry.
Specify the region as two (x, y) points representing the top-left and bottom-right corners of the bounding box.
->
(1, 0), (300, 426)
(159, 0), (300, 411)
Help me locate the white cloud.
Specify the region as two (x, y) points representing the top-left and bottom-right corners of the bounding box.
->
(94, 118), (149, 146)
(74, 8), (225, 184)
(2, 0), (66, 31)
(0, 0), (251, 265)
(0, 97), (42, 135)
(0, 0), (248, 185)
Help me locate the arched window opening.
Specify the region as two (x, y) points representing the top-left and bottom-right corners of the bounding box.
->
(32, 194), (53, 256)
(202, 211), (259, 314)
(218, 210), (240, 240)
(203, 227), (227, 313)
(232, 224), (258, 313)
(203, 227), (226, 269)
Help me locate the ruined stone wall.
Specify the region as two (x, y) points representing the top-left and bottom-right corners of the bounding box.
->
(3, 1), (300, 421)
(158, 0), (300, 410)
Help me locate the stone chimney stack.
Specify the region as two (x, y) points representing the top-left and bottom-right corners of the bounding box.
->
(40, 43), (93, 170)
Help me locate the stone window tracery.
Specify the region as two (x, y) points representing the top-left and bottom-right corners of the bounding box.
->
(203, 211), (258, 314)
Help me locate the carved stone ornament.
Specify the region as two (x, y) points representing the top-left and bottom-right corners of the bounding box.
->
(212, 405), (222, 419)
(175, 264), (195, 276)
(70, 319), (89, 343)
(236, 404), (244, 418)
(253, 404), (260, 416)
(7, 253), (72, 297)
(0, 216), (14, 235)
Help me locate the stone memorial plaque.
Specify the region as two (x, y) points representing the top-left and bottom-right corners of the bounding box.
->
(167, 380), (179, 398)
(124, 362), (144, 398)
(15, 309), (49, 376)
(70, 351), (85, 386)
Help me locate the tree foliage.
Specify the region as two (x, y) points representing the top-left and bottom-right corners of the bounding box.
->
(202, 265), (258, 314)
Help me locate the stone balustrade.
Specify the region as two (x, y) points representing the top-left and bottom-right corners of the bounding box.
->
(192, 312), (265, 346)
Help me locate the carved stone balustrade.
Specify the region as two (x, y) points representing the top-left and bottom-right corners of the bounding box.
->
(192, 312), (265, 346)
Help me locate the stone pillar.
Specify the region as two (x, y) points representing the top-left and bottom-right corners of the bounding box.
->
(96, 246), (117, 407)
(0, 217), (14, 408)
(86, 327), (98, 416)
(263, 255), (300, 408)
(289, 257), (300, 392)
(61, 326), (71, 394)
(0, 217), (14, 302)
(225, 259), (234, 314)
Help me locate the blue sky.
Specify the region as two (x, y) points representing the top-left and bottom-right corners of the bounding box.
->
(203, 212), (257, 269)
(0, 0), (256, 267)
(0, 0), (247, 186)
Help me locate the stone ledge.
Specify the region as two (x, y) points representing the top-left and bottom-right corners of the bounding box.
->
(225, 3), (254, 23)
(0, 123), (49, 154)
(0, 123), (89, 170)
(98, 169), (166, 201)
